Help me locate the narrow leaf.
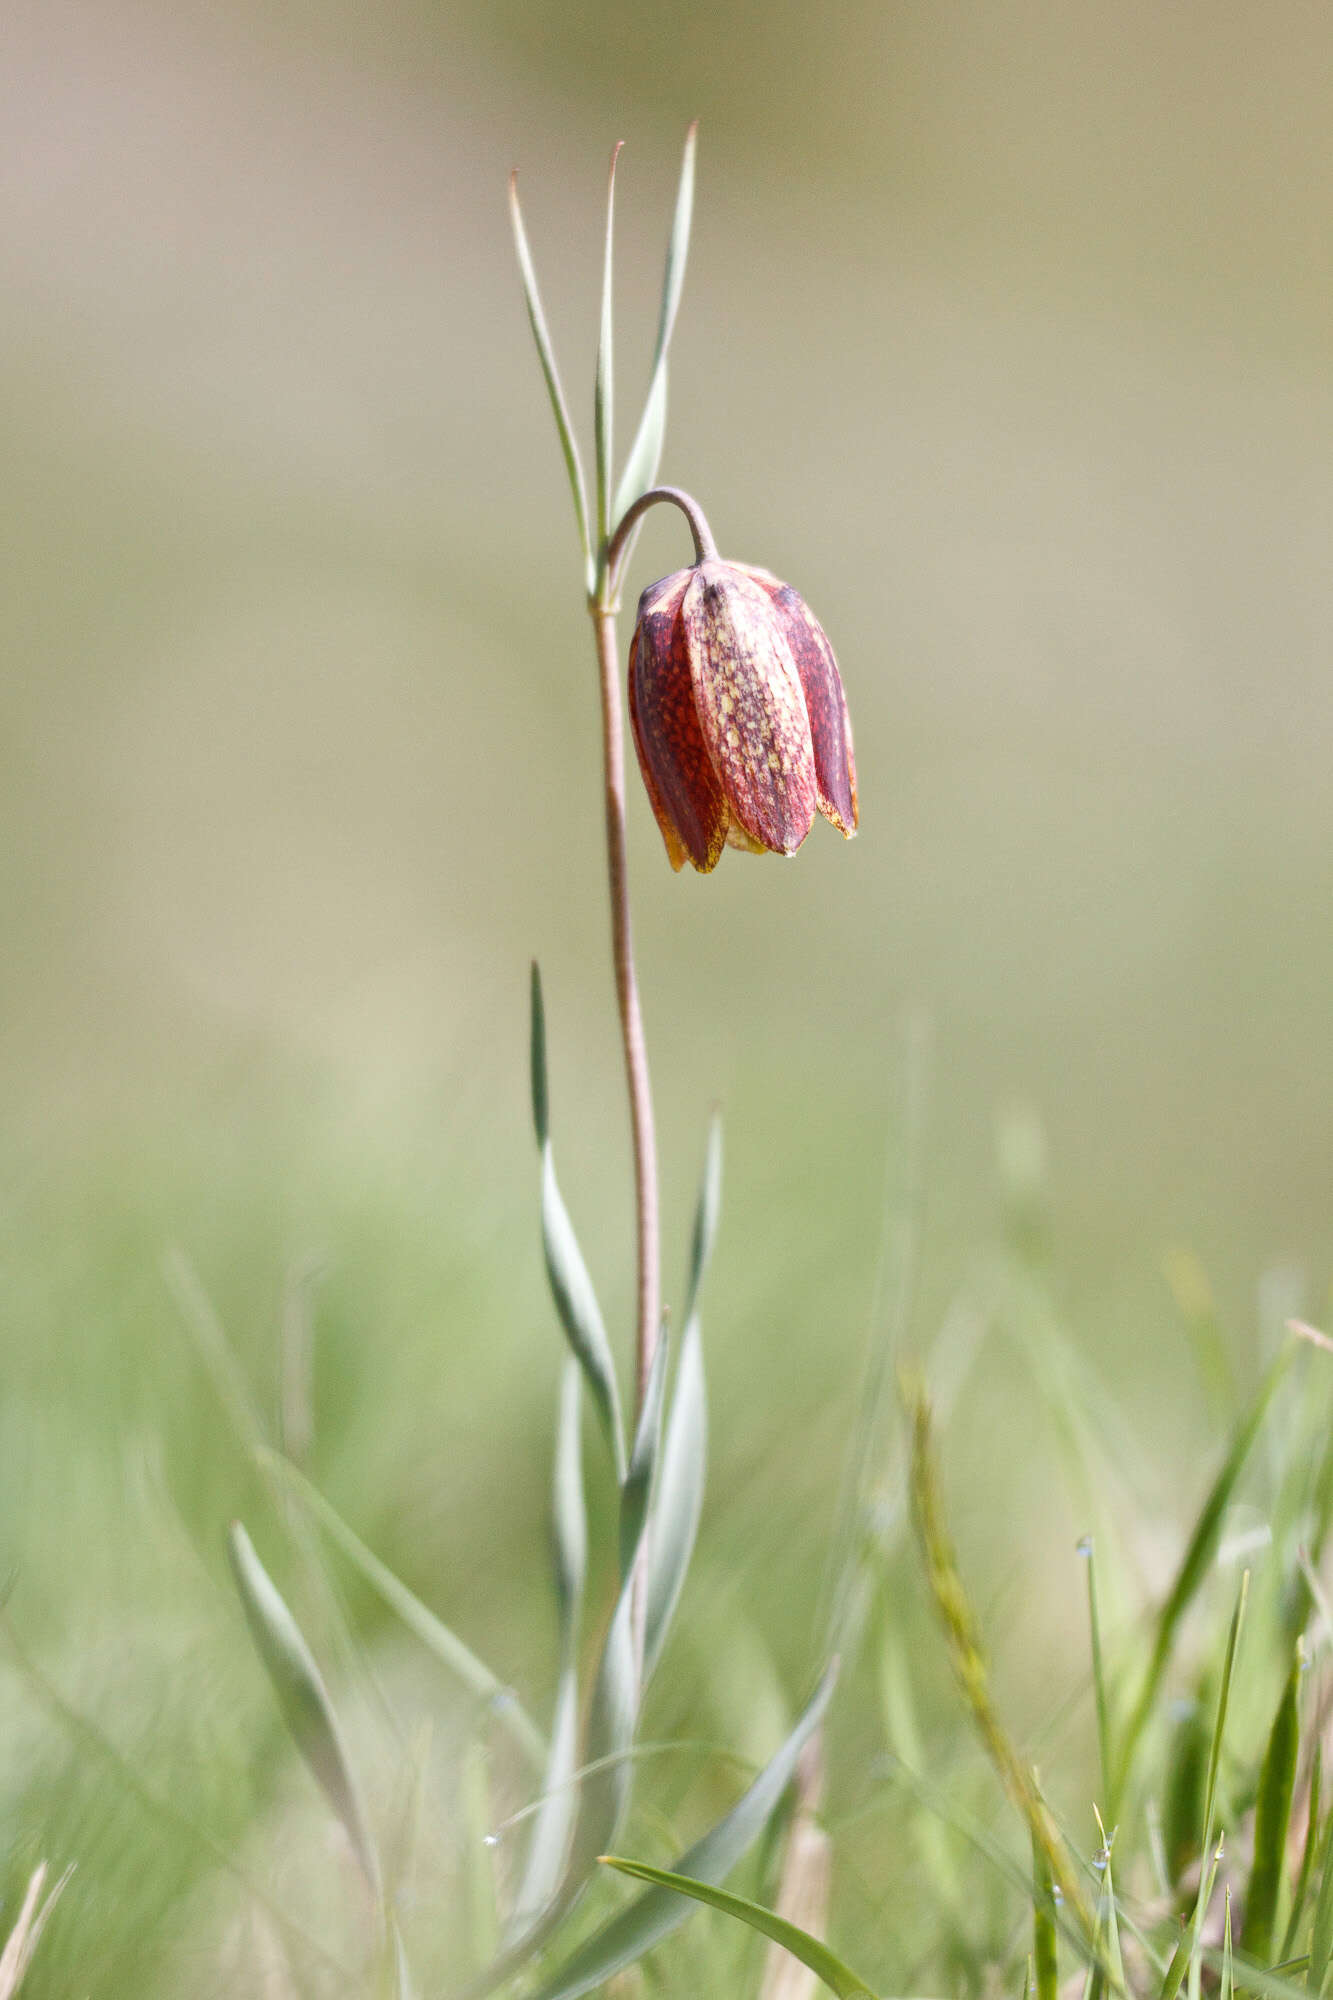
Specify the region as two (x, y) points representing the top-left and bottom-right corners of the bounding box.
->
(620, 1330), (668, 1579)
(613, 121), (698, 531)
(594, 142), (623, 547)
(1308, 1796), (1333, 1990)
(1280, 1740), (1320, 1962)
(599, 1859), (878, 1999)
(530, 969), (625, 1476)
(530, 961), (549, 1149)
(644, 1311), (707, 1679)
(1033, 1830), (1059, 2000)
(683, 1109), (723, 1326)
(541, 1147), (625, 1478)
(1080, 1536), (1113, 1815)
(1247, 1646), (1303, 1966)
(1222, 1889), (1235, 2000)
(527, 1661), (839, 2000)
(261, 1451), (545, 1771)
(508, 171), (591, 571)
(508, 1363), (587, 1938)
(1115, 1346), (1292, 1812)
(228, 1521), (379, 1894)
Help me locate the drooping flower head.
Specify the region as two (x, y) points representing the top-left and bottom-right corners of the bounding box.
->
(628, 556), (858, 873)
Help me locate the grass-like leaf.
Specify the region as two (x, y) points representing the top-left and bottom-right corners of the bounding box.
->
(612, 120), (698, 537)
(1032, 1829), (1059, 2000)
(1114, 1346), (1292, 1814)
(598, 1858), (879, 1998)
(508, 1363), (586, 1939)
(508, 172), (591, 581)
(1080, 1536), (1113, 1815)
(620, 1329), (668, 1579)
(228, 1520), (379, 1896)
(1308, 1791), (1333, 1992)
(1281, 1739), (1320, 1962)
(527, 1661), (839, 2000)
(644, 1309), (707, 1680)
(530, 965), (626, 1478)
(260, 1450), (545, 1770)
(683, 1108), (723, 1326)
(594, 142), (622, 548)
(1246, 1644), (1303, 1966)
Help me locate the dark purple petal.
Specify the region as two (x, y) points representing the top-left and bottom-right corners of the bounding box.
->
(628, 569), (728, 873)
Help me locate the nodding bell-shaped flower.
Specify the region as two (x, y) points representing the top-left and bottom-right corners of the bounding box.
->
(628, 556), (858, 873)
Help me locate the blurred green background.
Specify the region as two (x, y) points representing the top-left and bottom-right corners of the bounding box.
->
(1, 0), (1331, 1990)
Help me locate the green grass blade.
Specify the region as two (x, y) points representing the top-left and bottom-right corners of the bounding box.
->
(228, 1521), (380, 1896)
(612, 120), (698, 532)
(620, 1329), (668, 1578)
(530, 960), (549, 1148)
(260, 1450), (545, 1770)
(594, 142), (622, 548)
(508, 172), (591, 571)
(1115, 1347), (1291, 1813)
(1223, 1888), (1236, 2000)
(1033, 1829), (1059, 2000)
(1281, 1741), (1320, 1962)
(598, 1858), (879, 1998)
(1079, 1536), (1113, 1813)
(527, 1661), (839, 2000)
(1308, 1798), (1333, 1990)
(644, 1310), (707, 1679)
(1247, 1645), (1303, 1965)
(1201, 1572), (1250, 1868)
(552, 1357), (586, 1631)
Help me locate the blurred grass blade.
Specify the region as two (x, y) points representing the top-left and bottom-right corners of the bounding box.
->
(1115, 1346), (1292, 1812)
(620, 1329), (668, 1578)
(1216, 1888), (1232, 2000)
(261, 1450), (545, 1770)
(508, 1363), (586, 1939)
(644, 1310), (707, 1679)
(1308, 1796), (1333, 1990)
(228, 1521), (380, 1895)
(598, 1859), (878, 1999)
(1201, 1573), (1249, 1866)
(1080, 1536), (1113, 1813)
(1281, 1741), (1320, 1962)
(527, 1661), (838, 2000)
(530, 960), (549, 1149)
(508, 172), (591, 574)
(530, 966), (626, 1478)
(906, 1374), (1093, 1937)
(1246, 1644), (1303, 1966)
(612, 120), (698, 531)
(594, 142), (623, 546)
(0, 1862), (73, 2000)
(1033, 1830), (1059, 2000)
(683, 1109), (723, 1326)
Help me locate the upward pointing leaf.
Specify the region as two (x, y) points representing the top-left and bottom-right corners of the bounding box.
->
(508, 172), (592, 581)
(598, 1859), (879, 1999)
(528, 1661), (839, 2000)
(228, 1522), (379, 1896)
(645, 1312), (707, 1680)
(613, 122), (698, 534)
(530, 965), (625, 1479)
(620, 1329), (668, 1579)
(509, 1363), (587, 1942)
(683, 1109), (722, 1326)
(595, 142), (623, 548)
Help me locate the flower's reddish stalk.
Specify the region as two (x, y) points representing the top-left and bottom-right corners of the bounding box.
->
(589, 598), (661, 1415)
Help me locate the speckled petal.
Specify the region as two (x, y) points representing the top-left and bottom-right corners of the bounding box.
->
(681, 562), (818, 855)
(628, 569), (728, 874)
(737, 564), (858, 836)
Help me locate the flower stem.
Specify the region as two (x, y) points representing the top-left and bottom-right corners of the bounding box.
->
(589, 602), (661, 1418)
(605, 485), (717, 600)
